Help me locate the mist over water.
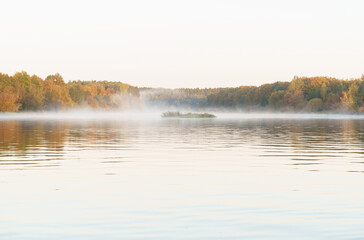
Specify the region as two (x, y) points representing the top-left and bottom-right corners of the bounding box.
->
(1, 112), (364, 239)
(2, 109), (364, 121)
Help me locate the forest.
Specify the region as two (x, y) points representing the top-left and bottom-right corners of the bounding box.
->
(143, 75), (364, 112)
(140, 87), (224, 108)
(206, 75), (364, 112)
(1, 71), (364, 112)
(0, 71), (140, 111)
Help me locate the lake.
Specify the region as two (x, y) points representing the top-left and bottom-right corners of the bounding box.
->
(1, 112), (364, 239)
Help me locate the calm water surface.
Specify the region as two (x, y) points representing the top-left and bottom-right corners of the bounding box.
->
(1, 113), (364, 239)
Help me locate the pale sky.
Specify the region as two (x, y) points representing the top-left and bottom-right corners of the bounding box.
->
(0, 0), (363, 88)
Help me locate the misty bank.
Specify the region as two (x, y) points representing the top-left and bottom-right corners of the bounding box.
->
(2, 71), (364, 113)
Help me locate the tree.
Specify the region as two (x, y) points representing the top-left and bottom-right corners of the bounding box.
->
(268, 90), (285, 109)
(260, 94), (268, 107)
(69, 84), (85, 105)
(21, 75), (45, 110)
(348, 82), (360, 111)
(0, 87), (20, 112)
(320, 83), (328, 101)
(285, 90), (307, 110)
(44, 74), (73, 109)
(306, 98), (323, 112)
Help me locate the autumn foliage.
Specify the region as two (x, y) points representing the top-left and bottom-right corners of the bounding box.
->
(205, 76), (364, 112)
(0, 71), (140, 112)
(1, 72), (364, 112)
(142, 75), (364, 112)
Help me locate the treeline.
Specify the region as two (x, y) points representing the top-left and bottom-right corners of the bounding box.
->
(140, 88), (224, 109)
(2, 72), (364, 112)
(0, 71), (140, 112)
(206, 76), (364, 112)
(140, 88), (223, 100)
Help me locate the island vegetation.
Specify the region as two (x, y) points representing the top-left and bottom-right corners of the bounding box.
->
(1, 71), (364, 113)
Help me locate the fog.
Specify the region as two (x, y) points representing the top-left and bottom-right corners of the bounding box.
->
(2, 108), (364, 121)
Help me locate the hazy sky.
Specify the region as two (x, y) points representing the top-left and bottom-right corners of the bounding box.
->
(1, 0), (363, 88)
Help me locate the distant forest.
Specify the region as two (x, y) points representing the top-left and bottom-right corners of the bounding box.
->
(142, 75), (364, 112)
(0, 71), (140, 111)
(1, 71), (364, 112)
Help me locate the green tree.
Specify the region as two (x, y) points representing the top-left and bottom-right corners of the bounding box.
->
(268, 90), (285, 109)
(306, 98), (323, 112)
(348, 82), (360, 110)
(69, 84), (85, 105)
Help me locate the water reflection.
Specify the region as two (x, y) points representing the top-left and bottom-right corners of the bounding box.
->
(1, 119), (364, 171)
(0, 120), (134, 169)
(1, 117), (364, 239)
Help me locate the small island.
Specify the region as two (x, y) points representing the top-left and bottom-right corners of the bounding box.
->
(161, 111), (216, 118)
